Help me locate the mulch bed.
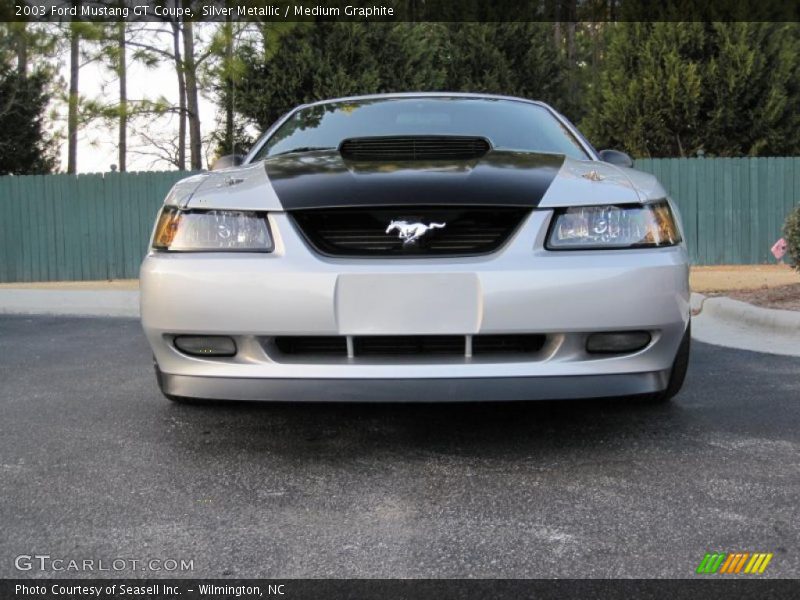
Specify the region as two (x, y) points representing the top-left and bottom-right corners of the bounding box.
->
(724, 282), (800, 312)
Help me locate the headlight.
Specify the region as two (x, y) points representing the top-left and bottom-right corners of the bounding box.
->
(152, 207), (274, 252)
(546, 200), (681, 249)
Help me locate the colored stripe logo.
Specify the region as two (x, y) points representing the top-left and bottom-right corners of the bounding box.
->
(696, 552), (773, 574)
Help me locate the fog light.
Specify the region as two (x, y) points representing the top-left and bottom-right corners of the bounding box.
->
(586, 331), (651, 354)
(174, 335), (236, 357)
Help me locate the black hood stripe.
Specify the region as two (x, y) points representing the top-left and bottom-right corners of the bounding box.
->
(263, 149), (564, 210)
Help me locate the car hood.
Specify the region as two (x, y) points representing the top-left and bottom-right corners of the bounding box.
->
(175, 150), (663, 211)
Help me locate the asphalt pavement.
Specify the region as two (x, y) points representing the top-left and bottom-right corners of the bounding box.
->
(1, 315), (799, 579)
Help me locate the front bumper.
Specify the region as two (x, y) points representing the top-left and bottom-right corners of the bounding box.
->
(140, 211), (690, 402)
(158, 370), (671, 402)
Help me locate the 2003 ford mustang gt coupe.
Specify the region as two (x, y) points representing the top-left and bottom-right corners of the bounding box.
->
(140, 93), (690, 404)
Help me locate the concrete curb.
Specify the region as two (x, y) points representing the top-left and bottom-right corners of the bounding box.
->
(690, 292), (706, 315)
(697, 294), (800, 332)
(0, 289), (139, 318)
(690, 292), (800, 357)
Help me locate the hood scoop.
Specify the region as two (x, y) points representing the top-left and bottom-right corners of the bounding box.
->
(339, 135), (491, 161)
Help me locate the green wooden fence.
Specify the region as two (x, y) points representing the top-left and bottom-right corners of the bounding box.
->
(0, 158), (798, 282)
(636, 157), (799, 266)
(0, 171), (189, 282)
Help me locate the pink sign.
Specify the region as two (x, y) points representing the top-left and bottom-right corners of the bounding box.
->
(771, 237), (787, 260)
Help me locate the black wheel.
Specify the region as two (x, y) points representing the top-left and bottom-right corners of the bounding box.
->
(648, 321), (691, 403)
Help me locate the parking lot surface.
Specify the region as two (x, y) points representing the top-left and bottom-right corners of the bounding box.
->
(1, 315), (798, 578)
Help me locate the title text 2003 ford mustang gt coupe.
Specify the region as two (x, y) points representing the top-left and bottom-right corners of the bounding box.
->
(140, 93), (690, 404)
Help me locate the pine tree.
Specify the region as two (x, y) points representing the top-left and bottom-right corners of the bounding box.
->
(0, 67), (57, 174)
(0, 23), (58, 174)
(581, 22), (800, 157)
(224, 23), (578, 143)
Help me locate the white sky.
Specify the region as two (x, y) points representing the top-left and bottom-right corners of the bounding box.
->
(56, 32), (219, 173)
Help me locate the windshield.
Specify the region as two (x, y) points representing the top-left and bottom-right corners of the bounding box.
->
(252, 98), (590, 161)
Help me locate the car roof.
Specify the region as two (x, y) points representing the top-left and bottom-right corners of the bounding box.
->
(298, 92), (552, 110)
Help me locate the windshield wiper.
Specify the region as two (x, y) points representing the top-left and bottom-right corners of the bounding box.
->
(270, 146), (336, 157)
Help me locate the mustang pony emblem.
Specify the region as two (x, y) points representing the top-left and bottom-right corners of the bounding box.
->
(386, 220), (446, 245)
(582, 169), (605, 182)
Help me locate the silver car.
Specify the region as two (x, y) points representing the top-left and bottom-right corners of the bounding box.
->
(140, 93), (690, 404)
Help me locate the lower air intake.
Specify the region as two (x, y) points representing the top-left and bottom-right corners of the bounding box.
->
(268, 334), (546, 359)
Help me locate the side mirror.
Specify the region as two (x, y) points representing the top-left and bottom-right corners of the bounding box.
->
(211, 154), (245, 171)
(597, 149), (634, 169)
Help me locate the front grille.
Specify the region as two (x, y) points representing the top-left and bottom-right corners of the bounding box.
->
(339, 136), (491, 161)
(268, 335), (546, 360)
(291, 206), (529, 257)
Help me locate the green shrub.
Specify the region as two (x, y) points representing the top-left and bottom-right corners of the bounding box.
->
(785, 205), (800, 272)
